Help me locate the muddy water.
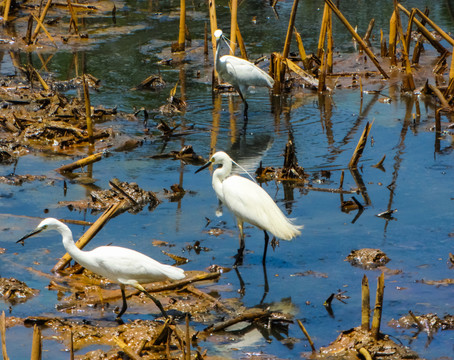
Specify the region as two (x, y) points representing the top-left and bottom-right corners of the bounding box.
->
(1, 0), (454, 358)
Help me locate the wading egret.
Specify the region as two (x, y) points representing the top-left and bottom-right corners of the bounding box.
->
(214, 29), (274, 121)
(17, 218), (185, 320)
(196, 151), (302, 265)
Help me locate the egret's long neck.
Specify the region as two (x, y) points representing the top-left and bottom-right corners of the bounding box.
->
(215, 37), (222, 70)
(212, 160), (232, 200)
(58, 224), (85, 264)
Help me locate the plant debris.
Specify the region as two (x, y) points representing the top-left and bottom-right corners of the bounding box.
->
(345, 248), (390, 269)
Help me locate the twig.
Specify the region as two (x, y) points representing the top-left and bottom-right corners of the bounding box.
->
(297, 319), (315, 353)
(55, 152), (104, 173)
(201, 308), (269, 334)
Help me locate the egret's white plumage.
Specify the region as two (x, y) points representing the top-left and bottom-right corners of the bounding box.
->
(196, 151), (302, 265)
(214, 29), (274, 120)
(17, 218), (185, 320)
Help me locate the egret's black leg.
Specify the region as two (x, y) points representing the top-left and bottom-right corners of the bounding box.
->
(116, 285), (128, 321)
(260, 260), (269, 305)
(234, 267), (246, 296)
(136, 284), (169, 319)
(234, 222), (245, 267)
(262, 230), (269, 265)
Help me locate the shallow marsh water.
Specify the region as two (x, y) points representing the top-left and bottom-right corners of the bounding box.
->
(1, 0), (454, 358)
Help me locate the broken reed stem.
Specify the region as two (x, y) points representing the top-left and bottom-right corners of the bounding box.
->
(271, 52), (284, 94)
(235, 24), (248, 60)
(371, 272), (385, 340)
(435, 108), (441, 134)
(393, 0), (415, 91)
(3, 0), (12, 23)
(348, 120), (372, 169)
(56, 152), (103, 173)
(361, 275), (370, 330)
(113, 337), (142, 360)
(283, 0), (299, 59)
(51, 201), (125, 272)
(326, 7), (333, 73)
(285, 58), (319, 88)
(323, 0), (389, 79)
(178, 0), (186, 51)
(339, 169), (344, 189)
(229, 0), (238, 55)
(30, 66), (50, 91)
(204, 22), (208, 55)
(0, 311), (9, 360)
(317, 3), (330, 58)
(297, 319), (316, 353)
(363, 18), (375, 43)
(388, 10), (397, 64)
(185, 314), (191, 360)
(208, 0), (218, 79)
(373, 154), (386, 168)
(31, 0), (52, 43)
(359, 347), (373, 360)
(318, 49), (326, 92)
(31, 14), (57, 48)
(294, 27), (311, 70)
(67, 0), (79, 34)
(82, 74), (93, 143)
(31, 325), (42, 360)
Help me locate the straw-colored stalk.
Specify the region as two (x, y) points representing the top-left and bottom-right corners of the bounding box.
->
(229, 0), (238, 55)
(348, 120), (372, 169)
(285, 58), (319, 88)
(113, 337), (142, 360)
(317, 3), (330, 58)
(380, 29), (387, 58)
(31, 66), (50, 91)
(361, 275), (370, 330)
(3, 0), (12, 23)
(445, 48), (454, 100)
(371, 272), (385, 340)
(31, 0), (53, 43)
(82, 74), (93, 142)
(359, 347), (373, 360)
(326, 7), (333, 73)
(235, 24), (248, 60)
(24, 15), (34, 45)
(208, 0), (218, 79)
(271, 52), (284, 94)
(0, 312), (8, 360)
(388, 11), (397, 64)
(185, 314), (191, 360)
(52, 201), (125, 272)
(398, 4), (447, 54)
(283, 0), (299, 59)
(67, 0), (79, 34)
(178, 0), (186, 51)
(31, 14), (57, 48)
(31, 325), (42, 360)
(294, 27), (311, 70)
(56, 152), (103, 173)
(297, 320), (315, 353)
(323, 0), (389, 79)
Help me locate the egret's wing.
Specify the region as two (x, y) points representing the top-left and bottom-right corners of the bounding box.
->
(222, 56), (274, 89)
(222, 175), (302, 240)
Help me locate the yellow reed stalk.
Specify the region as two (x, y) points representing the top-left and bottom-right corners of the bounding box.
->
(30, 66), (50, 91)
(283, 0), (299, 59)
(67, 0), (79, 34)
(178, 0), (186, 51)
(371, 272), (385, 340)
(31, 325), (42, 360)
(82, 74), (93, 142)
(324, 0), (389, 79)
(0, 312), (8, 360)
(361, 275), (370, 330)
(294, 27), (310, 70)
(56, 152), (104, 173)
(388, 11), (397, 64)
(208, 0), (218, 78)
(229, 0), (238, 55)
(349, 120), (373, 169)
(3, 0), (11, 23)
(285, 58), (319, 88)
(326, 6), (333, 73)
(31, 0), (53, 43)
(297, 320), (315, 353)
(317, 3), (329, 58)
(236, 24), (248, 60)
(31, 14), (57, 48)
(359, 348), (373, 360)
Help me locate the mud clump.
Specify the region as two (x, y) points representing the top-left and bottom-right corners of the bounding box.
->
(345, 248), (390, 269)
(0, 277), (39, 304)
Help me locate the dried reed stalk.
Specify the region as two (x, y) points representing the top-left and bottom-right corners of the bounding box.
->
(204, 22), (208, 55)
(82, 74), (93, 142)
(348, 120), (372, 169)
(229, 0), (238, 55)
(31, 325), (42, 360)
(283, 0), (299, 59)
(371, 272), (385, 339)
(317, 3), (330, 58)
(435, 108), (441, 134)
(56, 152), (103, 173)
(67, 0), (79, 34)
(398, 4), (447, 54)
(297, 319), (315, 352)
(445, 47), (454, 101)
(361, 275), (370, 330)
(318, 49), (326, 92)
(208, 0), (218, 79)
(31, 0), (52, 43)
(30, 66), (50, 91)
(323, 0), (389, 79)
(388, 10), (397, 64)
(294, 27), (311, 70)
(271, 52), (284, 94)
(363, 18), (375, 43)
(0, 312), (8, 360)
(380, 29), (387, 58)
(359, 347), (373, 360)
(185, 314), (191, 360)
(24, 15), (34, 45)
(235, 24), (247, 60)
(113, 337), (142, 360)
(3, 0), (12, 23)
(285, 58), (319, 88)
(178, 0), (186, 51)
(326, 7), (333, 73)
(31, 14), (57, 48)
(51, 201), (125, 272)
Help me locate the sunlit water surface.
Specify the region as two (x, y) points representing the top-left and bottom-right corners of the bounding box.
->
(1, 0), (453, 358)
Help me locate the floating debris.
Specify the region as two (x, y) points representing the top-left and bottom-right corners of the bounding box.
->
(0, 277), (39, 304)
(345, 248), (390, 269)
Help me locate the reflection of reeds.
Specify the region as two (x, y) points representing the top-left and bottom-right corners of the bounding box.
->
(31, 325), (42, 360)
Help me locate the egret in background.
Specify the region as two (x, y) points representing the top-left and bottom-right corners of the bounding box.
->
(196, 151), (302, 265)
(17, 218), (185, 321)
(214, 29), (274, 122)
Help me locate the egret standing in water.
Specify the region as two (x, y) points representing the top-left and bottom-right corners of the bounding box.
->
(17, 218), (185, 321)
(214, 29), (274, 122)
(196, 151), (302, 265)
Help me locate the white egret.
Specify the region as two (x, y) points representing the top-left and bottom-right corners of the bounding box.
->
(17, 218), (185, 320)
(196, 151), (302, 265)
(214, 29), (274, 121)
